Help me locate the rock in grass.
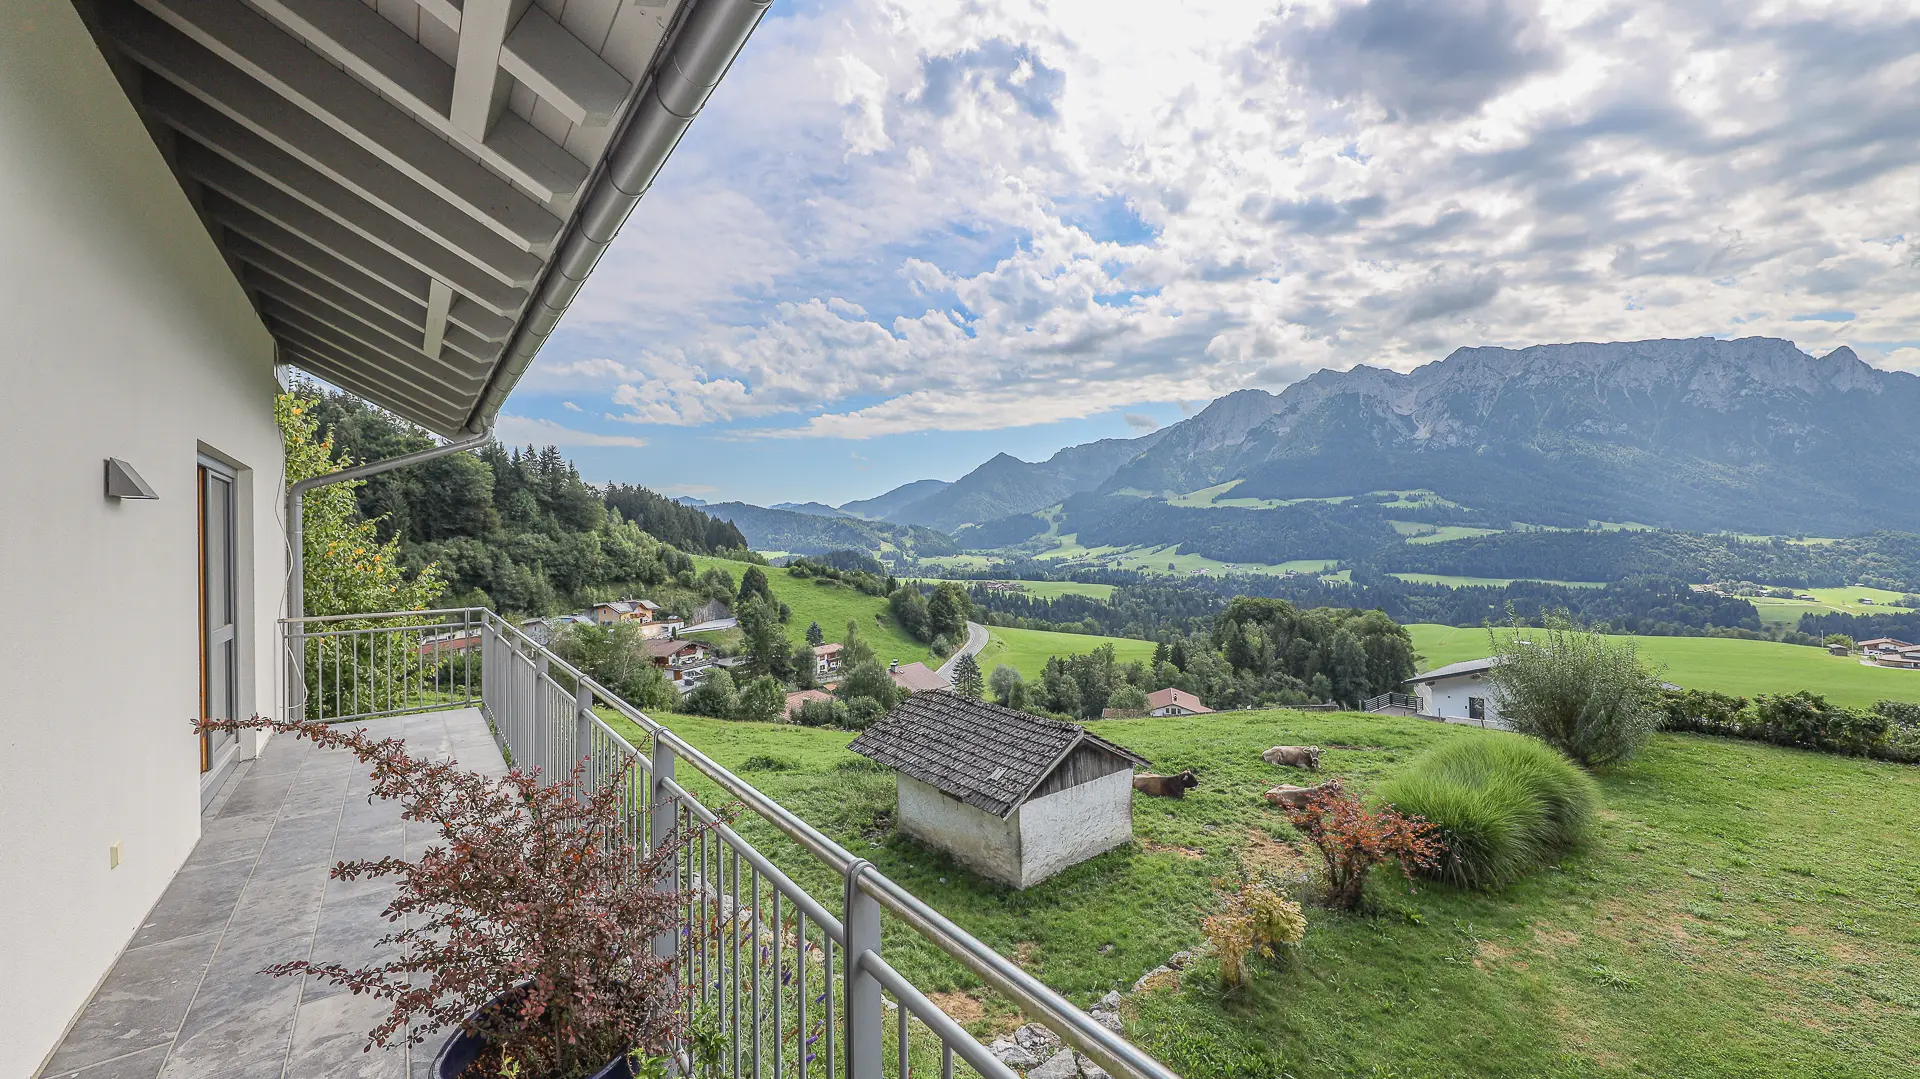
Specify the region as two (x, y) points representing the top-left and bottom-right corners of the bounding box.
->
(987, 1038), (1041, 1070)
(1014, 1023), (1061, 1052)
(1029, 1049), (1080, 1079)
(1097, 990), (1123, 1011)
(1077, 1053), (1112, 1079)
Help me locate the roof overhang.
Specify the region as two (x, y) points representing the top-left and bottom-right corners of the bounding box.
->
(76, 0), (768, 436)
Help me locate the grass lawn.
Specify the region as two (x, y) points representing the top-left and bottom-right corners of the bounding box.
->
(687, 554), (932, 667)
(612, 708), (1920, 1079)
(1392, 573), (1608, 589)
(1408, 624), (1920, 709)
(975, 626), (1160, 680)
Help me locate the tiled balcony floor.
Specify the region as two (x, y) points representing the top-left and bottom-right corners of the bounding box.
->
(38, 709), (505, 1079)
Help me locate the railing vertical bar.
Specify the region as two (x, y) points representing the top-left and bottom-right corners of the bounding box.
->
(752, 866), (763, 1079)
(823, 935), (835, 1079)
(941, 1044), (952, 1079)
(796, 914), (807, 1079)
(732, 844), (742, 1079)
(897, 998), (908, 1079)
(772, 889), (784, 1079)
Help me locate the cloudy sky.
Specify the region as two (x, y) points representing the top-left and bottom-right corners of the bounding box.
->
(501, 0), (1920, 506)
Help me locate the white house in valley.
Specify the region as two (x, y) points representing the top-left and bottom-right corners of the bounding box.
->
(849, 693), (1150, 889)
(1146, 687), (1213, 716)
(1406, 657), (1508, 727)
(1, 0), (764, 1073)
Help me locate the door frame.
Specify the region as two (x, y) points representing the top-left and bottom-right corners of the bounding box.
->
(198, 455), (240, 806)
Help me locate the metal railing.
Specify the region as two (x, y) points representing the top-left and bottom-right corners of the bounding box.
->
(1361, 692), (1421, 713)
(286, 608), (1180, 1079)
(283, 608), (483, 723)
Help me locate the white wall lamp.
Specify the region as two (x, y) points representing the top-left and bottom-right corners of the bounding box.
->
(104, 458), (158, 500)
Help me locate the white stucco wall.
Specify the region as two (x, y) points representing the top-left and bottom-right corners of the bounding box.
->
(0, 3), (284, 1072)
(896, 771), (1135, 889)
(1417, 674), (1505, 727)
(896, 775), (1024, 886)
(1015, 770), (1134, 888)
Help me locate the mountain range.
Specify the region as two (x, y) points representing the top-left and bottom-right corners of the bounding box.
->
(841, 337), (1920, 537)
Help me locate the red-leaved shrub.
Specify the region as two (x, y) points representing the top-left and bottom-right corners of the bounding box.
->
(1282, 778), (1443, 910)
(200, 715), (713, 1078)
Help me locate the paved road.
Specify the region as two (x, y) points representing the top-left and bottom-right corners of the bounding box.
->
(937, 620), (989, 681)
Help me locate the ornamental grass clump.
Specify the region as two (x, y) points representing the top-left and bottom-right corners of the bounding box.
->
(1281, 778), (1442, 910)
(198, 714), (715, 1079)
(1379, 737), (1600, 890)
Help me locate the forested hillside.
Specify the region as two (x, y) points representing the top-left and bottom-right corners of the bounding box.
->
(303, 388), (748, 613)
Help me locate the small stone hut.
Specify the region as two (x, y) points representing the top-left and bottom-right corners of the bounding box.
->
(848, 693), (1149, 889)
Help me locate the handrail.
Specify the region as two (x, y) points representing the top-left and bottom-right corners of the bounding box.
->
(296, 607), (1181, 1079)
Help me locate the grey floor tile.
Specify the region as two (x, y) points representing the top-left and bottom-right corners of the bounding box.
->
(40, 931), (220, 1074)
(129, 863), (251, 949)
(45, 1042), (169, 1079)
(253, 815), (342, 875)
(284, 990), (408, 1079)
(159, 978), (302, 1079)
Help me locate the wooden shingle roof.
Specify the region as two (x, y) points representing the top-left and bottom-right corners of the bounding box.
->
(848, 693), (1148, 818)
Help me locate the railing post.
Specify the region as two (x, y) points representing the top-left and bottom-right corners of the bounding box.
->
(648, 738), (679, 965)
(574, 681), (594, 791)
(534, 652), (552, 782)
(843, 859), (882, 1079)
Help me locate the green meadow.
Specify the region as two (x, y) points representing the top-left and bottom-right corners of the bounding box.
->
(1408, 623), (1920, 709)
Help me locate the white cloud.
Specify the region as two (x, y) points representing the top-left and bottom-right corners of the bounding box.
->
(534, 0), (1920, 439)
(493, 415), (650, 448)
(562, 401), (583, 412)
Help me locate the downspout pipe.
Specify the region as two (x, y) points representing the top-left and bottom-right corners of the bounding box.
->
(466, 0), (772, 429)
(285, 426), (490, 716)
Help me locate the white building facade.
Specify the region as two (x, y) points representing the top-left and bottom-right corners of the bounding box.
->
(1407, 658), (1507, 728)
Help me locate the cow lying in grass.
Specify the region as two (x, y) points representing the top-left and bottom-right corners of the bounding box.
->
(1264, 782), (1333, 808)
(1133, 770), (1199, 798)
(1262, 745), (1322, 770)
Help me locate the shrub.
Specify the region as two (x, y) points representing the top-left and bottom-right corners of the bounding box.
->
(1485, 613), (1663, 767)
(1657, 689), (1750, 735)
(1201, 876), (1306, 992)
(1751, 691), (1889, 756)
(1379, 737), (1600, 890)
(739, 754), (800, 772)
(1282, 778), (1442, 910)
(793, 698), (851, 728)
(197, 714), (705, 1076)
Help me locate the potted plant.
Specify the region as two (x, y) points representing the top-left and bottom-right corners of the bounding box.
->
(199, 715), (714, 1079)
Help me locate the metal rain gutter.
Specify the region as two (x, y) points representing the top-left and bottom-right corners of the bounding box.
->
(466, 0), (774, 431)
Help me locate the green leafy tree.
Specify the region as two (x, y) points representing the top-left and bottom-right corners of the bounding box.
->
(280, 392), (445, 720)
(1485, 612), (1662, 768)
(737, 566), (775, 608)
(951, 653), (984, 699)
(927, 581), (973, 644)
(789, 645), (818, 690)
(806, 621), (825, 647)
(989, 664), (1024, 705)
(838, 660), (901, 712)
(841, 624), (877, 669)
(685, 669), (738, 719)
(1108, 683), (1149, 712)
(737, 597), (792, 680)
(889, 587), (929, 641)
(735, 676), (789, 724)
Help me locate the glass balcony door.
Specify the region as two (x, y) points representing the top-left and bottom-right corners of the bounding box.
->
(199, 461), (238, 795)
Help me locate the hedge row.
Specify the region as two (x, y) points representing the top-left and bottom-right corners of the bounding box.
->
(1659, 689), (1920, 763)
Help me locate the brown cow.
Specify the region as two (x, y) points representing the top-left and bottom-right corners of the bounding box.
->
(1261, 745), (1322, 770)
(1263, 782), (1333, 809)
(1132, 771), (1199, 798)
